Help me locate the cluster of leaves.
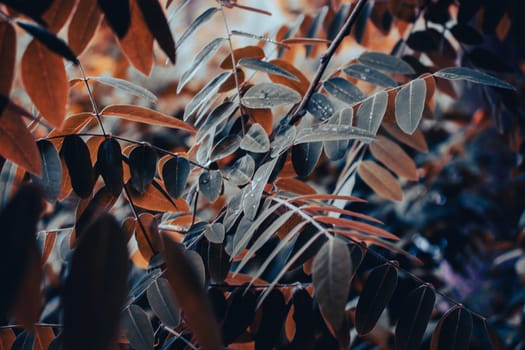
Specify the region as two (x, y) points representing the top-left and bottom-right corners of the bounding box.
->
(0, 0), (523, 349)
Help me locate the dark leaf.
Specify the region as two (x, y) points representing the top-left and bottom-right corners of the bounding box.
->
(199, 169), (222, 202)
(343, 64), (397, 87)
(63, 213), (130, 350)
(292, 141), (323, 177)
(307, 93), (334, 120)
(210, 135), (241, 162)
(0, 0), (51, 25)
(0, 21), (16, 98)
(254, 289), (289, 350)
(97, 138), (124, 196)
(16, 21), (78, 64)
(483, 320), (505, 350)
(323, 77), (365, 105)
(208, 242), (230, 283)
(238, 58), (299, 81)
(121, 305), (154, 350)
(358, 51), (415, 74)
(61, 135), (95, 198)
(74, 187), (118, 239)
(163, 234), (222, 349)
(457, 0), (481, 24)
(395, 285), (436, 350)
(32, 140), (62, 202)
(430, 305), (472, 350)
(434, 67), (515, 90)
(137, 0), (176, 63)
(450, 24), (483, 45)
(355, 263), (398, 335)
(97, 0), (130, 38)
(147, 278), (180, 329)
(129, 145), (157, 193)
(406, 30), (438, 52)
(222, 289), (257, 345)
(162, 156), (190, 199)
(0, 184), (43, 323)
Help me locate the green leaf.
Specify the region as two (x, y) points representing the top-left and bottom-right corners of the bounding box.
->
(90, 76), (157, 103)
(323, 77), (365, 105)
(395, 78), (426, 134)
(238, 58), (299, 81)
(162, 157), (189, 199)
(146, 278), (180, 329)
(240, 123), (270, 153)
(199, 169), (222, 202)
(306, 93), (334, 120)
(356, 90), (388, 135)
(430, 306), (472, 350)
(121, 305), (154, 350)
(178, 37), (225, 93)
(355, 263), (398, 335)
(312, 237), (352, 333)
(241, 83), (301, 109)
(358, 52), (415, 74)
(32, 140), (62, 202)
(177, 7), (218, 49)
(343, 64), (397, 87)
(434, 67), (515, 90)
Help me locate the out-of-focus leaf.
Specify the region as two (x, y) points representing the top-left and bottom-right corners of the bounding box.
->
(343, 64), (397, 87)
(0, 21), (16, 98)
(162, 235), (222, 350)
(61, 135), (95, 198)
(16, 22), (78, 64)
(146, 278), (180, 329)
(208, 242), (230, 283)
(0, 328), (16, 349)
(483, 320), (505, 350)
(324, 108), (353, 160)
(178, 38), (225, 93)
(42, 0), (75, 33)
(356, 90), (388, 135)
(33, 325), (55, 350)
(242, 158), (277, 220)
(323, 77), (365, 105)
(369, 136), (418, 180)
(199, 169), (222, 202)
(118, 0), (154, 75)
(430, 305), (472, 350)
(97, 0), (130, 38)
(382, 123), (428, 153)
(255, 290), (289, 349)
(121, 305), (154, 350)
(63, 213), (130, 350)
(68, 0), (102, 55)
(101, 105), (195, 133)
(357, 160), (403, 201)
(434, 67), (515, 90)
(395, 285), (436, 350)
(220, 45), (265, 69)
(240, 123), (270, 153)
(307, 93), (334, 120)
(395, 78), (426, 134)
(162, 156), (190, 199)
(358, 52), (415, 74)
(241, 83), (301, 109)
(129, 145), (157, 193)
(0, 184), (43, 326)
(21, 39), (68, 128)
(32, 140), (62, 203)
(178, 7), (218, 49)
(355, 263), (398, 335)
(74, 187), (118, 239)
(97, 138), (123, 196)
(0, 107), (41, 176)
(0, 0), (51, 25)
(222, 289), (257, 345)
(292, 142), (322, 177)
(312, 237), (351, 334)
(204, 223), (225, 244)
(90, 76), (157, 103)
(137, 0), (176, 63)
(450, 24), (483, 45)
(239, 58), (299, 81)
(227, 154), (255, 186)
(210, 135), (241, 162)
(183, 72), (231, 120)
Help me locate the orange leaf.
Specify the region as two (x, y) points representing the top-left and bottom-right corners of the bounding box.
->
(42, 0), (76, 33)
(33, 325), (55, 350)
(314, 216), (399, 240)
(0, 108), (41, 175)
(220, 45), (265, 69)
(135, 213), (162, 262)
(48, 113), (93, 147)
(42, 231), (57, 263)
(101, 104), (196, 133)
(357, 160), (403, 201)
(68, 0), (103, 55)
(118, 0), (154, 75)
(12, 246), (42, 330)
(289, 194), (366, 203)
(275, 177), (316, 195)
(131, 249), (149, 269)
(268, 59), (310, 95)
(0, 21), (16, 97)
(369, 135), (418, 180)
(218, 68), (245, 92)
(126, 181), (190, 212)
(281, 37), (331, 45)
(22, 40), (68, 128)
(0, 329), (15, 350)
(301, 205), (383, 224)
(247, 108), (273, 134)
(382, 123), (428, 153)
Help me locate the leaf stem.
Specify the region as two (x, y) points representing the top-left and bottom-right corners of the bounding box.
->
(78, 63), (107, 135)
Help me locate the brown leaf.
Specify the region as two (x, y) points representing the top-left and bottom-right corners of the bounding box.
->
(275, 177), (316, 195)
(0, 21), (16, 98)
(21, 40), (68, 128)
(118, 0), (154, 75)
(281, 37), (331, 45)
(247, 108), (273, 134)
(357, 160), (403, 201)
(135, 213), (162, 263)
(42, 0), (76, 33)
(101, 104), (196, 133)
(314, 216), (399, 240)
(126, 181), (190, 212)
(369, 135), (418, 180)
(68, 0), (103, 55)
(0, 329), (15, 350)
(268, 59), (310, 95)
(42, 231), (57, 263)
(163, 234), (222, 350)
(136, 0), (176, 63)
(382, 123), (428, 153)
(220, 45), (265, 69)
(33, 325), (55, 350)
(0, 107), (41, 175)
